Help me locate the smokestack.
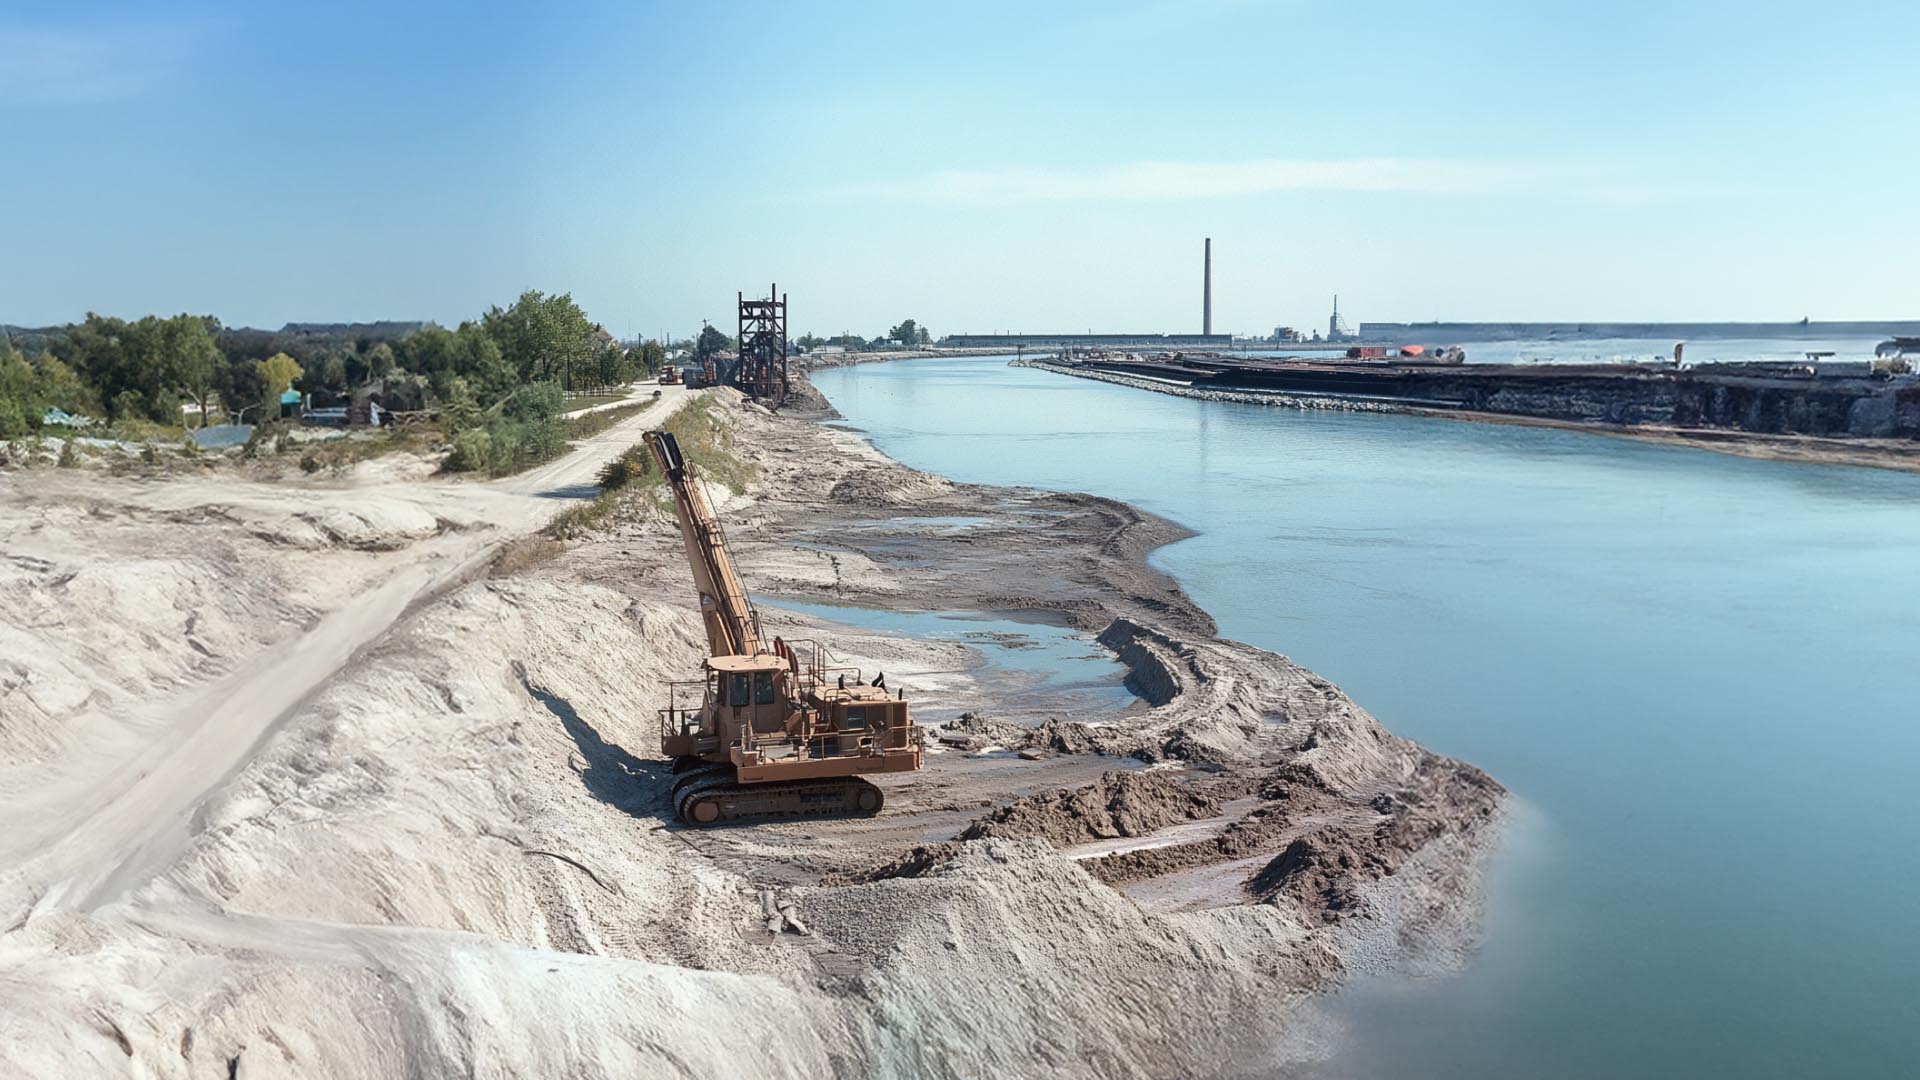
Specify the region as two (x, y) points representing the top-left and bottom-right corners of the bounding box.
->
(1203, 238), (1212, 336)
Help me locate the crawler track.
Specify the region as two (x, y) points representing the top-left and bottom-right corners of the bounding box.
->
(669, 763), (884, 825)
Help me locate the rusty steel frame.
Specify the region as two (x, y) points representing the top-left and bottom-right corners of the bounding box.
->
(735, 283), (790, 405)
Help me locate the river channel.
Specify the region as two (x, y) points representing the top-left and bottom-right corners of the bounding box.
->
(810, 355), (1920, 1080)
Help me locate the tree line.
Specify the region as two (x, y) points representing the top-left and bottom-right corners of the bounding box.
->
(792, 318), (932, 354)
(0, 290), (668, 442)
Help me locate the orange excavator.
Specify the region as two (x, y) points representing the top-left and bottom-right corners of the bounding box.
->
(647, 430), (921, 824)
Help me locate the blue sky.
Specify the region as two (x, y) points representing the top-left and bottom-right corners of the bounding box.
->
(2, 0), (1914, 337)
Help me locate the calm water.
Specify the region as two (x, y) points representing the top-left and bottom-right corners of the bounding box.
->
(761, 599), (1136, 717)
(811, 356), (1920, 1080)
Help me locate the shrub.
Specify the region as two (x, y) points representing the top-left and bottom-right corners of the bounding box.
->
(447, 427), (494, 473)
(0, 397), (26, 440)
(241, 422), (274, 459)
(441, 381), (568, 476)
(596, 445), (654, 490)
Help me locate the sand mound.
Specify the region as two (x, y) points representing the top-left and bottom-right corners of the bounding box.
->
(799, 839), (1332, 1078)
(0, 552), (298, 769)
(828, 464), (954, 506)
(960, 771), (1221, 847)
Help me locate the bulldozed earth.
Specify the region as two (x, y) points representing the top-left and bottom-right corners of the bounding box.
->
(0, 383), (1501, 1078)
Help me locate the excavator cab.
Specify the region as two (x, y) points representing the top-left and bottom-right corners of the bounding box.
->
(708, 654), (788, 736)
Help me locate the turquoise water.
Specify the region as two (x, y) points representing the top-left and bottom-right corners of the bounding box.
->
(811, 356), (1920, 1080)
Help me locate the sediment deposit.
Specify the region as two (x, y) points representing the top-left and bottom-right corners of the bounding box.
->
(0, 382), (1501, 1078)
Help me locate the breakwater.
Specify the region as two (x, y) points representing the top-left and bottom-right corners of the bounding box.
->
(1025, 356), (1920, 441)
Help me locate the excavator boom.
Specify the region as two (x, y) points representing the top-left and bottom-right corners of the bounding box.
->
(646, 431), (762, 658)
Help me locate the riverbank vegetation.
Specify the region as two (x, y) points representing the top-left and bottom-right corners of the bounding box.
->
(0, 292), (670, 458)
(791, 317), (931, 355)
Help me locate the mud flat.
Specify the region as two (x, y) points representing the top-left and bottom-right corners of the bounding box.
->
(0, 382), (1499, 1078)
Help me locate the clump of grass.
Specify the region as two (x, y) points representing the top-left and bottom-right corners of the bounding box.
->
(106, 417), (188, 444)
(564, 400), (651, 441)
(490, 535), (566, 577)
(544, 396), (756, 541)
(656, 396), (756, 495)
(294, 423), (448, 473)
(560, 392), (638, 413)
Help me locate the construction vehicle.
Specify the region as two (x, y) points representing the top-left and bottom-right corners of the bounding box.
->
(646, 430), (921, 824)
(657, 365), (681, 386)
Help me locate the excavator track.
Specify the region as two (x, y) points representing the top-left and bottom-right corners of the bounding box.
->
(669, 765), (884, 825)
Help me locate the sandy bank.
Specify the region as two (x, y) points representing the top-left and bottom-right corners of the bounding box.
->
(0, 382), (1500, 1078)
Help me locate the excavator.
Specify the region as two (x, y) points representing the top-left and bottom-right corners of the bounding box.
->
(646, 430), (921, 824)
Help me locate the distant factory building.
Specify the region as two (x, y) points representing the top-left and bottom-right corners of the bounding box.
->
(943, 333), (1233, 348)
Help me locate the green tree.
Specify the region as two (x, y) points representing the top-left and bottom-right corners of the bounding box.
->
(0, 396), (26, 440)
(33, 357), (92, 416)
(367, 341), (397, 382)
(217, 355), (267, 423)
(451, 322), (513, 401)
(257, 352), (304, 414)
(0, 350), (34, 436)
(399, 324), (455, 384)
(402, 323), (512, 402)
(887, 319), (919, 346)
(163, 316), (223, 427)
(637, 340), (666, 375)
(694, 325), (732, 365)
(58, 314), (164, 421)
(482, 290), (597, 390)
(593, 342), (633, 387)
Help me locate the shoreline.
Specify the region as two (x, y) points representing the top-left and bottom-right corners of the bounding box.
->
(1018, 358), (1920, 475)
(0, 381), (1505, 1078)
(736, 377), (1508, 1069)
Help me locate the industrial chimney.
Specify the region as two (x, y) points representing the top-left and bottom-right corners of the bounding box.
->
(1203, 238), (1212, 336)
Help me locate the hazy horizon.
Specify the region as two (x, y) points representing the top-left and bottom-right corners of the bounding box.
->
(3, 1), (1915, 337)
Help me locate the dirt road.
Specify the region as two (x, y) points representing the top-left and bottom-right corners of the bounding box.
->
(0, 386), (688, 923)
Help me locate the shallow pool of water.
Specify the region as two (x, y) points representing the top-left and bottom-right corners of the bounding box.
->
(761, 598), (1138, 717)
(812, 355), (1920, 1080)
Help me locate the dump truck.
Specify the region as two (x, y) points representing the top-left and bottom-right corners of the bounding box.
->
(647, 430), (921, 824)
(658, 365), (681, 385)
